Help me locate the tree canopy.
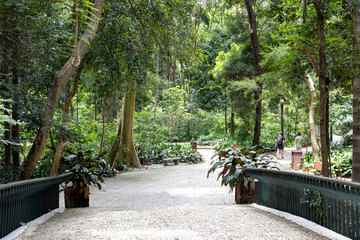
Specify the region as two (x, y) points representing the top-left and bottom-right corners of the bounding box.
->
(1, 0), (360, 182)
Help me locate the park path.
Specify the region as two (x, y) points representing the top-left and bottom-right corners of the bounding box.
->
(13, 149), (328, 240)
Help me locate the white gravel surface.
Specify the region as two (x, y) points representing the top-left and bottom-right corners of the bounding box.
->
(12, 149), (329, 240)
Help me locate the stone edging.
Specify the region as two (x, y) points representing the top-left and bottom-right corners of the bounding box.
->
(250, 204), (350, 240)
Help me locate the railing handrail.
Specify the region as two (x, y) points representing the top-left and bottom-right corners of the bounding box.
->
(246, 168), (360, 189)
(0, 172), (74, 238)
(0, 172), (73, 191)
(245, 168), (360, 239)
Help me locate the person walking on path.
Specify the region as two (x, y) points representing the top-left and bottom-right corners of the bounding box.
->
(276, 132), (285, 159)
(293, 132), (304, 151)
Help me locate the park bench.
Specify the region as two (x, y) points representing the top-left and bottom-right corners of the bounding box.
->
(163, 157), (180, 166)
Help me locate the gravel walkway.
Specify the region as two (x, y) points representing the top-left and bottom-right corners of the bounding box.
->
(13, 149), (329, 240)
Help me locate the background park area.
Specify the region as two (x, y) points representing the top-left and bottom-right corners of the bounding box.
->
(1, 1), (360, 239)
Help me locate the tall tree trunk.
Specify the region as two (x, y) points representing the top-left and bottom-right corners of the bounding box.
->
(187, 85), (191, 141)
(280, 100), (284, 134)
(11, 69), (20, 166)
(305, 74), (319, 163)
(314, 1), (330, 177)
(153, 88), (158, 122)
(4, 101), (12, 166)
(302, 0), (307, 23)
(353, 6), (360, 182)
(172, 57), (176, 87)
(180, 62), (185, 89)
(20, 0), (105, 180)
(252, 86), (262, 146)
(165, 45), (173, 86)
(113, 91), (141, 168)
(115, 104), (121, 132)
(99, 109), (106, 154)
(225, 105), (228, 134)
(107, 119), (122, 166)
(50, 66), (81, 176)
(154, 52), (159, 122)
(244, 0), (263, 147)
(109, 98), (115, 119)
(168, 115), (173, 142)
(166, 61), (171, 87)
(295, 108), (308, 153)
(230, 111), (234, 136)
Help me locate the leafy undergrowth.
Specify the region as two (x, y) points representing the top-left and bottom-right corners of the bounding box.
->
(302, 143), (352, 178)
(213, 137), (276, 153)
(136, 143), (202, 165)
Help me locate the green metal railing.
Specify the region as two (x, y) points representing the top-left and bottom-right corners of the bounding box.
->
(0, 173), (73, 238)
(246, 168), (360, 239)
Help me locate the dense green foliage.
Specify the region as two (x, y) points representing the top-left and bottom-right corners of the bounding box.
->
(136, 143), (202, 165)
(302, 143), (352, 178)
(0, 164), (21, 184)
(0, 0), (358, 181)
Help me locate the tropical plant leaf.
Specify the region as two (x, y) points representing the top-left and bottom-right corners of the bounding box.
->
(90, 174), (98, 184)
(250, 179), (255, 190)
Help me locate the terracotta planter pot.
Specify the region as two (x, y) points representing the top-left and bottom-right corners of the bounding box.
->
(235, 181), (258, 204)
(64, 182), (89, 208)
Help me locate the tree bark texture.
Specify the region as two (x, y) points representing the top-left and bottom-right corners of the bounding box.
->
(244, 0), (263, 147)
(230, 112), (234, 136)
(11, 68), (20, 166)
(314, 1), (330, 177)
(187, 86), (191, 141)
(165, 45), (176, 86)
(180, 62), (185, 89)
(99, 109), (106, 154)
(20, 0), (105, 180)
(353, 6), (360, 182)
(51, 66), (81, 176)
(172, 57), (176, 87)
(280, 100), (284, 134)
(106, 119), (122, 166)
(113, 91), (141, 168)
(4, 101), (12, 166)
(296, 109), (308, 153)
(154, 52), (159, 122)
(305, 74), (319, 163)
(252, 86), (263, 146)
(1, 5), (21, 166)
(225, 105), (228, 134)
(153, 88), (158, 122)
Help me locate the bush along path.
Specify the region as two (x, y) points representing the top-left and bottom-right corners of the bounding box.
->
(14, 149), (328, 240)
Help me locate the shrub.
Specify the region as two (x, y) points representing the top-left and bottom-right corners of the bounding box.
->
(136, 143), (202, 165)
(0, 164), (21, 184)
(301, 151), (318, 174)
(330, 144), (352, 178)
(302, 143), (352, 178)
(213, 137), (237, 151)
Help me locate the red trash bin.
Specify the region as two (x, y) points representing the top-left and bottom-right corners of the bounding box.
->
(291, 150), (302, 171)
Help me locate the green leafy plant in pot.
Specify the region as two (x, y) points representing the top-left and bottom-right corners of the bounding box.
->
(63, 151), (105, 208)
(208, 145), (278, 204)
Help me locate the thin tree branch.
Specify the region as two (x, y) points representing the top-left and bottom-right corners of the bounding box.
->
(305, 48), (319, 76)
